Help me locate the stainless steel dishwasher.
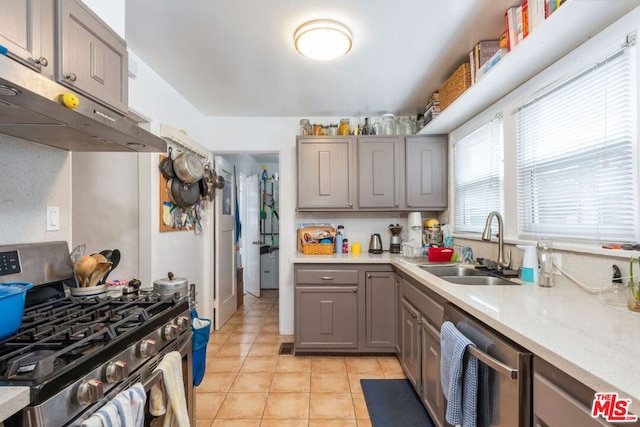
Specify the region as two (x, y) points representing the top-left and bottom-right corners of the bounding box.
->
(444, 303), (533, 427)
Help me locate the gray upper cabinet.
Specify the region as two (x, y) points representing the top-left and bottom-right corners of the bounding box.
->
(297, 137), (356, 210)
(358, 136), (404, 209)
(0, 0), (54, 76)
(57, 0), (128, 114)
(405, 135), (448, 210)
(297, 135), (448, 211)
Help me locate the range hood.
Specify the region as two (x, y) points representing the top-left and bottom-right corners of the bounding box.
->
(0, 54), (166, 152)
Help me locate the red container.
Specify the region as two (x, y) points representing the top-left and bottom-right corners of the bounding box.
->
(428, 247), (454, 262)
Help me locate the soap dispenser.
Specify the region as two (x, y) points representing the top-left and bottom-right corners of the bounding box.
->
(516, 245), (538, 283)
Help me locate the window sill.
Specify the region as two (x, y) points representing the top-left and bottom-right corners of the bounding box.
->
(453, 233), (640, 259)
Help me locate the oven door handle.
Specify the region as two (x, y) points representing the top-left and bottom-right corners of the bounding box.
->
(435, 328), (518, 380)
(143, 369), (164, 391)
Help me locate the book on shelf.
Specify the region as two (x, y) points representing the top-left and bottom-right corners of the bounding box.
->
(470, 40), (500, 84)
(528, 0), (545, 35)
(516, 5), (524, 43)
(505, 6), (519, 51)
(475, 48), (508, 82)
(522, 0), (529, 39)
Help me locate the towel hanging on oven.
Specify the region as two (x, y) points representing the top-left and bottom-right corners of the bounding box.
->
(191, 309), (211, 387)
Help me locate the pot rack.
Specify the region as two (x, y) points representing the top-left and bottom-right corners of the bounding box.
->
(159, 123), (209, 161)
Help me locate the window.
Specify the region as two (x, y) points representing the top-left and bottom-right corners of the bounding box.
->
(516, 39), (637, 242)
(453, 117), (504, 234)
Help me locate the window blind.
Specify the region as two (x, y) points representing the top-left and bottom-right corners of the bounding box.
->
(516, 41), (637, 242)
(454, 117), (504, 234)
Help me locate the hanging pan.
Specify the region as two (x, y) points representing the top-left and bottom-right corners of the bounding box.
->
(168, 178), (200, 208)
(159, 147), (175, 179)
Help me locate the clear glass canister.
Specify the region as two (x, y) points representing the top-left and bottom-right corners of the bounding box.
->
(327, 124), (338, 135)
(381, 114), (396, 135)
(372, 119), (382, 136)
(299, 119), (312, 136)
(338, 118), (351, 135)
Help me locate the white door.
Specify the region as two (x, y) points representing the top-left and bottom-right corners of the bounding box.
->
(214, 156), (236, 330)
(245, 174), (261, 297)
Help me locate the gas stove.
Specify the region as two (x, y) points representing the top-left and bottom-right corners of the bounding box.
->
(0, 242), (194, 426)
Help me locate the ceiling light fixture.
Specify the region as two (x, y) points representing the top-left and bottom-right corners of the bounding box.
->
(294, 19), (352, 61)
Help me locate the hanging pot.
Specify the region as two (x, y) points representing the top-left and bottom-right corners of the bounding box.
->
(173, 152), (204, 184)
(170, 178), (200, 208)
(166, 179), (177, 205)
(159, 147), (175, 179)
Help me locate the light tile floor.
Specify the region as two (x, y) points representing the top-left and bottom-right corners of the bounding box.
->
(195, 290), (406, 427)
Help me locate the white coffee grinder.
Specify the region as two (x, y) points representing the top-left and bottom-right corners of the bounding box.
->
(407, 212), (423, 244)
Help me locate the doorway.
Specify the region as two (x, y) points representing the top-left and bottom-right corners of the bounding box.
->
(215, 152), (280, 310)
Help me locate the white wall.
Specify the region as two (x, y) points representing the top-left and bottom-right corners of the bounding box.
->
(0, 136), (72, 245)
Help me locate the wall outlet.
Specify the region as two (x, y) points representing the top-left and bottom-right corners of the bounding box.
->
(552, 253), (562, 275)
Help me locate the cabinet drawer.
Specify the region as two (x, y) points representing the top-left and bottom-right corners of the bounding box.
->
(402, 279), (443, 327)
(296, 269), (359, 285)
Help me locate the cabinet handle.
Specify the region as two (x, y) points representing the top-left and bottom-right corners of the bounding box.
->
(349, 202), (353, 208)
(66, 72), (77, 82)
(353, 288), (357, 293)
(408, 203), (412, 207)
(367, 274), (371, 278)
(320, 276), (334, 280)
(35, 57), (48, 67)
(394, 202), (399, 207)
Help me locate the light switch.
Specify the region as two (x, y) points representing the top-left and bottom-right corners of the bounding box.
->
(46, 206), (60, 231)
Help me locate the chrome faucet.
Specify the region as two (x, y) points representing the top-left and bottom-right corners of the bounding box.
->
(481, 211), (511, 270)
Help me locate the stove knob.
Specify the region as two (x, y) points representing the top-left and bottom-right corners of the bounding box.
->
(136, 339), (158, 358)
(104, 360), (129, 383)
(174, 316), (191, 331)
(162, 324), (179, 341)
(76, 379), (104, 405)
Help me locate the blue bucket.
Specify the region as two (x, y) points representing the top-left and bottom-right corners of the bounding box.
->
(190, 310), (211, 386)
(0, 282), (33, 340)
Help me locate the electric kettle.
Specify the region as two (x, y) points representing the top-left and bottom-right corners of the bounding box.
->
(369, 233), (383, 254)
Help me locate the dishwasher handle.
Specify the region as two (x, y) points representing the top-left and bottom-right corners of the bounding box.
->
(435, 328), (518, 380)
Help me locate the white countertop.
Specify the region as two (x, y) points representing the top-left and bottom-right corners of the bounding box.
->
(0, 387), (30, 422)
(292, 252), (640, 414)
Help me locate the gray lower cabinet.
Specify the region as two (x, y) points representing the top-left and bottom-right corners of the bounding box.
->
(0, 0), (54, 76)
(57, 0), (128, 114)
(296, 285), (359, 349)
(294, 264), (396, 353)
(398, 273), (447, 427)
(297, 137), (356, 210)
(405, 135), (448, 210)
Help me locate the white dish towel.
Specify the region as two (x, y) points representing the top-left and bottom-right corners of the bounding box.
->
(149, 351), (190, 427)
(440, 320), (479, 427)
(80, 382), (146, 427)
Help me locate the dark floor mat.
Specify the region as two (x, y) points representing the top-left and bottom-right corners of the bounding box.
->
(361, 379), (435, 427)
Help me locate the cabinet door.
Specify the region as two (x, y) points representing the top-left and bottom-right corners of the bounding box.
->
(395, 274), (402, 354)
(365, 271), (396, 348)
(297, 137), (356, 210)
(421, 320), (446, 427)
(57, 0), (128, 113)
(358, 136), (404, 208)
(405, 135), (448, 209)
(295, 286), (358, 349)
(0, 0), (46, 71)
(400, 298), (421, 389)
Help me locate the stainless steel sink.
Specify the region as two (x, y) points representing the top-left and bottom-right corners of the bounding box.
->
(439, 276), (519, 286)
(419, 265), (488, 277)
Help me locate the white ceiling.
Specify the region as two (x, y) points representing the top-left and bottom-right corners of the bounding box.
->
(124, 0), (514, 118)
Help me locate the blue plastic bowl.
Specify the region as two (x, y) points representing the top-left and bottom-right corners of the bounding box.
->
(0, 282), (33, 340)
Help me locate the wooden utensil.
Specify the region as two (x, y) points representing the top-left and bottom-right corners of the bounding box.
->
(74, 256), (97, 287)
(91, 253), (108, 264)
(87, 261), (112, 288)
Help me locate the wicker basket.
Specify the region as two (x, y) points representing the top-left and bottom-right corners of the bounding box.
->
(439, 63), (472, 111)
(301, 243), (335, 255)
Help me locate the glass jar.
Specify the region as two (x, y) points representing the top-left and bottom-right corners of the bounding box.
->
(322, 125), (329, 135)
(401, 116), (413, 135)
(338, 118), (351, 135)
(327, 124), (338, 135)
(312, 123), (323, 135)
(372, 119), (382, 135)
(381, 114), (396, 135)
(299, 119), (312, 136)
